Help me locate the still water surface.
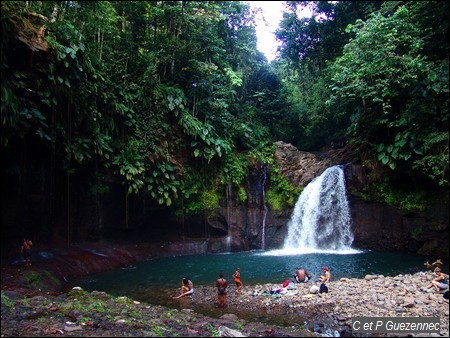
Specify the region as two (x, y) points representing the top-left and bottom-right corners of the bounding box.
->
(68, 249), (442, 305)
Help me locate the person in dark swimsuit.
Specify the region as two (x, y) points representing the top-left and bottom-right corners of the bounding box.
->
(216, 272), (228, 308)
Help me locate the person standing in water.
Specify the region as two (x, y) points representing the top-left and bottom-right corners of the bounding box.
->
(232, 267), (243, 293)
(216, 272), (228, 308)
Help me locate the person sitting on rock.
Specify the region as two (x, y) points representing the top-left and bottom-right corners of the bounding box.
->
(425, 268), (449, 293)
(294, 268), (312, 283)
(173, 278), (194, 299)
(319, 267), (331, 283)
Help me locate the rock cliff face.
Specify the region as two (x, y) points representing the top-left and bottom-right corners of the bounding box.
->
(1, 140), (446, 259)
(205, 141), (449, 258)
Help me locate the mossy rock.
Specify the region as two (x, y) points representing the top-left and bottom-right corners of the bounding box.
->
(20, 269), (61, 291)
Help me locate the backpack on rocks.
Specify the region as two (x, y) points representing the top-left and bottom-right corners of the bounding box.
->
(319, 283), (329, 293)
(309, 285), (320, 294)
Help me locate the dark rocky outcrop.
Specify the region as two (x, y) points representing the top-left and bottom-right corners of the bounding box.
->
(205, 141), (449, 258)
(1, 140), (447, 259)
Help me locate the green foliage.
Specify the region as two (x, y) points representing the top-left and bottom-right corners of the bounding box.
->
(265, 189), (283, 212)
(23, 271), (43, 290)
(179, 173), (221, 215)
(200, 188), (221, 217)
(328, 3), (448, 187)
(224, 67), (243, 87)
(1, 292), (15, 314)
(221, 153), (248, 187)
(247, 144), (276, 166)
(361, 182), (426, 212)
(150, 325), (166, 337)
(2, 0), (447, 243)
(412, 132), (448, 187)
(62, 291), (113, 316)
(266, 168), (302, 211)
(113, 139), (146, 195)
(237, 186), (248, 204)
(208, 324), (220, 337)
(180, 112), (232, 163)
(146, 162), (180, 206)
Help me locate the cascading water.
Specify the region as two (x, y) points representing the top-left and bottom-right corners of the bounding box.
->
(281, 165), (357, 254)
(261, 164), (268, 250)
(225, 235), (232, 252)
(226, 179), (232, 252)
(227, 179), (232, 227)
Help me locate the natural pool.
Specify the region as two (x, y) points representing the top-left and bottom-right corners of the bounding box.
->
(68, 249), (442, 302)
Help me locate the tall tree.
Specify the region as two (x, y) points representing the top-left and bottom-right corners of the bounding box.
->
(328, 2), (448, 188)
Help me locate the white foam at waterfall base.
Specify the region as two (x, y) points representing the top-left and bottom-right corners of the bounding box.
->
(262, 247), (362, 256)
(266, 165), (362, 256)
(225, 235), (232, 252)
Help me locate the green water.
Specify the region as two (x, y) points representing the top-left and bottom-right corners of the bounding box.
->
(66, 249), (445, 326)
(68, 249), (443, 298)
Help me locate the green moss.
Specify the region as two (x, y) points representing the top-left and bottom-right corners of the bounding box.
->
(19, 269), (62, 292)
(23, 271), (43, 289)
(361, 182), (427, 212)
(1, 292), (15, 314)
(266, 168), (301, 211)
(266, 189), (283, 211)
(237, 186), (247, 204)
(200, 188), (221, 216)
(208, 323), (220, 337)
(410, 225), (423, 240)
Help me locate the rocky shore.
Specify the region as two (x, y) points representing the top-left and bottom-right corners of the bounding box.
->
(2, 270), (448, 337)
(1, 242), (449, 337)
(180, 272), (449, 336)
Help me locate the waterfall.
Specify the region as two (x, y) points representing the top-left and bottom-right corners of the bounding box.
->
(227, 179), (232, 231)
(281, 165), (357, 254)
(226, 179), (232, 252)
(261, 165), (268, 250)
(225, 235), (232, 252)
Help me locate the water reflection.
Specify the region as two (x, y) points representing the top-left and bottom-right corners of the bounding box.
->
(69, 250), (440, 293)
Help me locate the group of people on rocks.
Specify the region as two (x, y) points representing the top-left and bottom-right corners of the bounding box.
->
(173, 265), (333, 308)
(294, 266), (331, 283)
(174, 261), (449, 308)
(173, 267), (243, 307)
